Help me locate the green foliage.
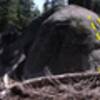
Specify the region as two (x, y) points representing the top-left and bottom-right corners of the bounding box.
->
(93, 0), (100, 14)
(69, 0), (83, 6)
(0, 0), (40, 31)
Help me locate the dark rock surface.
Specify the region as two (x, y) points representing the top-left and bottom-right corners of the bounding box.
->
(22, 5), (100, 79)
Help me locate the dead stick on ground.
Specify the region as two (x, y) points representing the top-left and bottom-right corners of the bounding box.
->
(3, 72), (100, 90)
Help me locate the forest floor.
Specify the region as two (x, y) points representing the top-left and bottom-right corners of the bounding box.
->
(0, 72), (100, 100)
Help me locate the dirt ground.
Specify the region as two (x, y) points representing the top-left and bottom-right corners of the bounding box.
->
(0, 72), (100, 100)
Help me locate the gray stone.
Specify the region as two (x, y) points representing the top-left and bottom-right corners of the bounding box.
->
(22, 5), (100, 79)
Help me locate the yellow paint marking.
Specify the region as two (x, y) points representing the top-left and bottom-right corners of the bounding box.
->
(96, 32), (100, 40)
(97, 17), (100, 24)
(97, 67), (100, 73)
(87, 15), (100, 41)
(90, 22), (97, 31)
(87, 15), (92, 20)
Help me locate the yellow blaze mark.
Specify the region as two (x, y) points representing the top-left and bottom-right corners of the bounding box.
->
(97, 17), (100, 24)
(96, 67), (100, 73)
(90, 22), (97, 31)
(87, 15), (100, 41)
(96, 32), (100, 40)
(87, 15), (92, 20)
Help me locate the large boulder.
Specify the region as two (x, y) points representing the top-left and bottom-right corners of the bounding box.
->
(22, 5), (100, 79)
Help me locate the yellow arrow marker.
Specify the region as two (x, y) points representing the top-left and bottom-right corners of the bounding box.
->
(96, 32), (100, 40)
(96, 67), (100, 73)
(97, 17), (100, 24)
(87, 15), (92, 21)
(90, 22), (97, 31)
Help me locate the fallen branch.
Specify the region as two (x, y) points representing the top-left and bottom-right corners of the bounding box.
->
(6, 71), (100, 89)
